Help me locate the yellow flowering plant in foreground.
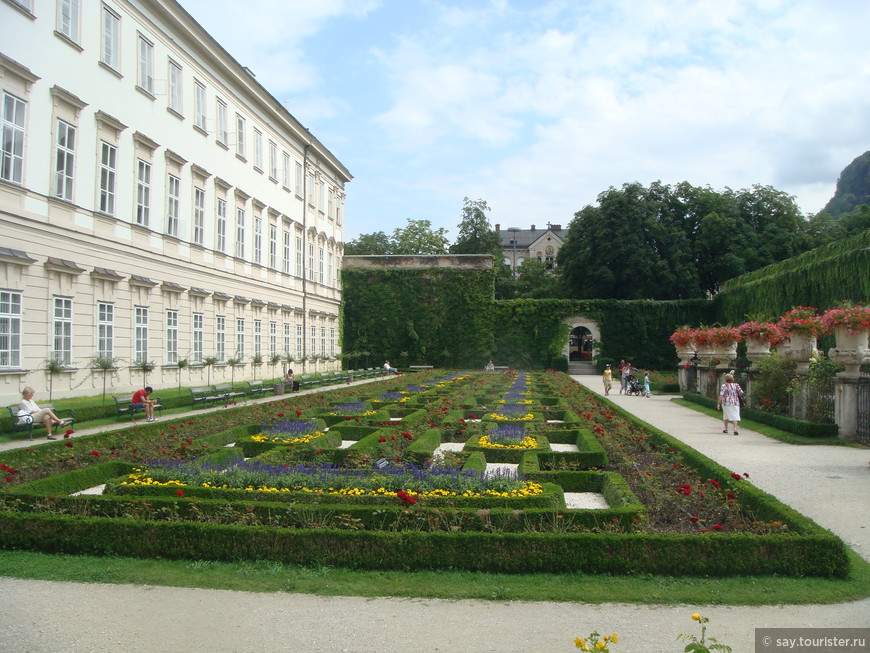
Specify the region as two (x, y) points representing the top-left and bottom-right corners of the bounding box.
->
(677, 613), (732, 652)
(574, 631), (618, 651)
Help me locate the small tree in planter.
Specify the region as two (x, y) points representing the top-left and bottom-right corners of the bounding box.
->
(131, 359), (156, 389)
(43, 357), (67, 403)
(176, 358), (189, 395)
(251, 353), (263, 380)
(282, 352), (296, 377)
(203, 356), (218, 387)
(89, 355), (119, 405)
(270, 352), (282, 380)
(226, 355), (242, 386)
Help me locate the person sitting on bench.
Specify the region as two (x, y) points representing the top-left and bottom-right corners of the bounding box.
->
(383, 360), (398, 374)
(132, 386), (159, 422)
(18, 386), (70, 440)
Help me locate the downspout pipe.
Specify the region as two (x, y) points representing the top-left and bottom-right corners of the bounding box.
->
(302, 142), (310, 372)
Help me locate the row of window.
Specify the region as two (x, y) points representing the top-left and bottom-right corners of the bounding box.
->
(0, 290), (337, 369)
(1, 89), (340, 284)
(45, 0), (343, 219)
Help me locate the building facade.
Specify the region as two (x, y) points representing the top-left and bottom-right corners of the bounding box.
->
(0, 0), (350, 404)
(495, 223), (565, 274)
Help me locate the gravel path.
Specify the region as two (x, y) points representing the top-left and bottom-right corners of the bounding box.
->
(1, 375), (869, 652)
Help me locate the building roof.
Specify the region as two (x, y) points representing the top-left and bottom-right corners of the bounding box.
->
(497, 225), (566, 249)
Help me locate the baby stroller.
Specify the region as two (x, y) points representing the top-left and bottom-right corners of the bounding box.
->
(625, 374), (645, 396)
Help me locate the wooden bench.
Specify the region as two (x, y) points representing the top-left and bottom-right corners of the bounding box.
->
(409, 365), (433, 370)
(213, 383), (247, 403)
(245, 380), (269, 396)
(6, 404), (76, 440)
(114, 396), (162, 421)
(189, 386), (222, 408)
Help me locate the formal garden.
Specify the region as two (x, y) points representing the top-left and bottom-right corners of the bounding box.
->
(0, 369), (849, 580)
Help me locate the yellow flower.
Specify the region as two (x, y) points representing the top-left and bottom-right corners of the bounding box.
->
(611, 633), (618, 643)
(574, 637), (585, 649)
(595, 642), (606, 650)
(692, 613), (701, 621)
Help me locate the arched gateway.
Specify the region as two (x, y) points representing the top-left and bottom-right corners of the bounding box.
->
(562, 316), (600, 362)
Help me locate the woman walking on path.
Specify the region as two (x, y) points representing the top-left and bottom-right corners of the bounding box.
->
(717, 373), (744, 435)
(602, 364), (613, 396)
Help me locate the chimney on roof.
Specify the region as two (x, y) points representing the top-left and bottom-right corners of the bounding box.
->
(494, 223), (500, 232)
(550, 224), (561, 231)
(530, 224), (535, 230)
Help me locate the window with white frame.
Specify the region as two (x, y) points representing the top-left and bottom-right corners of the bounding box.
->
(166, 309), (178, 364)
(328, 188), (334, 219)
(192, 312), (203, 363)
(136, 159), (151, 225)
(282, 229), (291, 274)
(318, 246), (324, 284)
(269, 141), (277, 179)
(216, 197), (227, 252)
(166, 173), (180, 236)
(168, 60), (183, 113)
(235, 114), (246, 158)
(320, 326), (326, 358)
(282, 152), (290, 189)
(253, 129), (262, 170)
(330, 327), (335, 358)
(101, 5), (120, 71)
(57, 0), (81, 43)
(295, 236), (303, 278)
(0, 291), (22, 369)
(254, 319), (262, 357)
(307, 172), (314, 202)
(295, 162), (303, 196)
(310, 325), (317, 357)
(216, 99), (228, 144)
(235, 318), (245, 359)
(216, 315), (225, 361)
(283, 322), (290, 357)
(269, 321), (277, 357)
(97, 302), (113, 359)
(235, 207), (245, 258)
(52, 297), (72, 365)
(98, 141), (116, 215)
(134, 306), (148, 363)
(318, 179), (325, 213)
(327, 252), (334, 288)
(296, 324), (303, 359)
(1, 92), (26, 184)
(308, 242), (315, 281)
(137, 35), (154, 95)
(194, 80), (207, 130)
(54, 119), (75, 201)
(253, 216), (262, 264)
(269, 223), (277, 269)
(193, 186), (205, 245)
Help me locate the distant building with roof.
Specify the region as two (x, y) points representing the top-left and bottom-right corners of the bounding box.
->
(495, 223), (566, 274)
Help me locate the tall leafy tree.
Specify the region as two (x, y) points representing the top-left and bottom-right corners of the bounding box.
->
(344, 231), (392, 255)
(391, 218), (449, 255)
(450, 198), (502, 254)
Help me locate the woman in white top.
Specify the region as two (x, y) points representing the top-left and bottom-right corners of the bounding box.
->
(17, 386), (67, 439)
(716, 373), (745, 435)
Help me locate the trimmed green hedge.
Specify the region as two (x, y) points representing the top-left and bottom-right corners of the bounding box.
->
(681, 392), (839, 438)
(0, 511), (848, 577)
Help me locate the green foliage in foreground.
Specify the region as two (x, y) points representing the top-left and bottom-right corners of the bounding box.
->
(1, 548), (868, 606)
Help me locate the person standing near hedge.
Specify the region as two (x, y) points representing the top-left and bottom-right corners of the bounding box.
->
(616, 360), (629, 394)
(717, 373), (744, 435)
(602, 364), (613, 396)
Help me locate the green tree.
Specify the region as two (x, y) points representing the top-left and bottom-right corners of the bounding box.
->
(344, 231), (392, 255)
(450, 198), (501, 254)
(391, 218), (449, 254)
(513, 258), (563, 298)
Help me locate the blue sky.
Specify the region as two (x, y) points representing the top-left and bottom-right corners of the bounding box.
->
(181, 0), (870, 240)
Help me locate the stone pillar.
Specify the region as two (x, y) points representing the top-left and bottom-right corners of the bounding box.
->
(829, 341), (869, 440)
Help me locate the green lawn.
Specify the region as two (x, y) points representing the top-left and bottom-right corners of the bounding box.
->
(2, 548), (869, 605)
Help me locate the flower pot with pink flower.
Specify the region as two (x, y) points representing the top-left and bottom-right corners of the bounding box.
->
(705, 326), (740, 361)
(777, 307), (821, 367)
(821, 302), (870, 352)
(737, 321), (781, 360)
(669, 327), (696, 362)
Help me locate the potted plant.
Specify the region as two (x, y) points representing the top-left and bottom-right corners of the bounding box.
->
(737, 321), (782, 359)
(776, 306), (822, 368)
(821, 302), (870, 347)
(669, 327), (696, 349)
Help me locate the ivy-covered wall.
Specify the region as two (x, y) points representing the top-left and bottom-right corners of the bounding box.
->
(341, 262), (497, 368)
(712, 229), (870, 322)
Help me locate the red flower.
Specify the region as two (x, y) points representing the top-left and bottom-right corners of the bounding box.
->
(188, 421), (194, 425)
(713, 524), (723, 531)
(185, 439), (193, 444)
(354, 417), (359, 422)
(672, 464), (679, 468)
(64, 429), (74, 437)
(390, 435), (396, 441)
(90, 450), (100, 457)
(295, 409), (303, 416)
(378, 436), (387, 442)
(690, 516), (699, 523)
(345, 416), (352, 420)
(708, 479), (720, 490)
(726, 492), (735, 501)
(743, 472), (750, 478)
(176, 490), (184, 497)
(403, 432), (413, 440)
(5, 476), (11, 483)
(394, 457), (402, 462)
(730, 473), (741, 480)
(469, 414), (477, 419)
(64, 441), (73, 448)
(277, 413), (285, 417)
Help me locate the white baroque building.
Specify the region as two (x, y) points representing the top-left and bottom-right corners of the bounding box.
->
(0, 0), (350, 405)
